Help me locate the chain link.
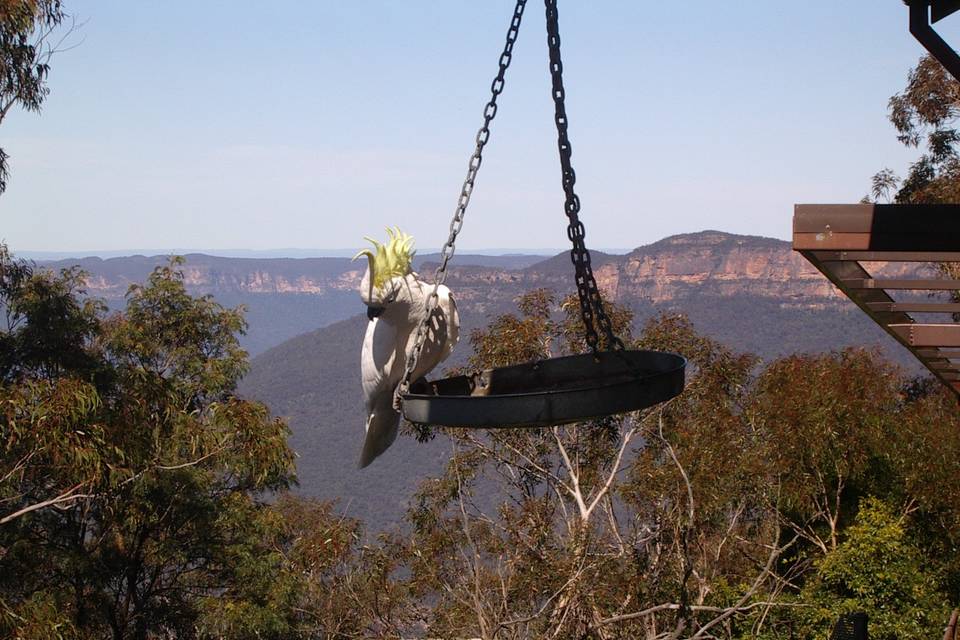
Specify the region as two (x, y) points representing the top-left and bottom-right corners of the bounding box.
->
(395, 0), (528, 409)
(544, 0), (624, 354)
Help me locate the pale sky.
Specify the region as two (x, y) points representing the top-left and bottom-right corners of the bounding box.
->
(2, 1), (955, 255)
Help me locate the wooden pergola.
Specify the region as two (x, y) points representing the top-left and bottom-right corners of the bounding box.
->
(793, 204), (960, 395)
(790, 3), (960, 396)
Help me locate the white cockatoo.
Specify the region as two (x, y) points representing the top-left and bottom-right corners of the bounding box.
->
(354, 228), (459, 468)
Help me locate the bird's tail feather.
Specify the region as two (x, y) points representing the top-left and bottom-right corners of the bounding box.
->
(358, 406), (402, 468)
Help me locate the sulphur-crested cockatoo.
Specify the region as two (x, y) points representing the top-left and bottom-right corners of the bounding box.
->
(354, 228), (459, 468)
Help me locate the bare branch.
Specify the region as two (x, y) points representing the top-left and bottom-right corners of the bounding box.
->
(598, 601), (811, 627)
(689, 529), (799, 639)
(584, 424), (635, 520)
(0, 482), (93, 525)
(0, 448), (39, 485)
(452, 443), (489, 639)
(156, 446), (226, 470)
(553, 426), (588, 519)
(495, 567), (585, 632)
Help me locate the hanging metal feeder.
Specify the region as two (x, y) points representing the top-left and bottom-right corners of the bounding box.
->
(396, 0), (685, 428)
(403, 350), (685, 429)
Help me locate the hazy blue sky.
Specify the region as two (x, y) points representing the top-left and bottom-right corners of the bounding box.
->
(3, 1), (956, 254)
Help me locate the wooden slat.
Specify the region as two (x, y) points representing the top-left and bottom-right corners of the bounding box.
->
(794, 204), (960, 251)
(793, 233), (871, 250)
(843, 279), (960, 290)
(889, 324), (960, 347)
(866, 302), (960, 313)
(811, 250), (960, 262)
(928, 361), (960, 371)
(795, 203), (960, 234)
(917, 348), (960, 358)
(811, 259), (913, 323)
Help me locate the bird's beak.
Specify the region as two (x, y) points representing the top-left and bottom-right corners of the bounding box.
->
(367, 306), (385, 321)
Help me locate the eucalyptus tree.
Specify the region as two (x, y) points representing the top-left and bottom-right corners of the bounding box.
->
(870, 54), (960, 204)
(0, 0), (74, 193)
(0, 250), (296, 639)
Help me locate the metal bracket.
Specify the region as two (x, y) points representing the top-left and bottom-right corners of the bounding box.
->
(907, 0), (960, 81)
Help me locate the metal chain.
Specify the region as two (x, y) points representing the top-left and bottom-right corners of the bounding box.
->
(544, 0), (624, 353)
(395, 0), (528, 409)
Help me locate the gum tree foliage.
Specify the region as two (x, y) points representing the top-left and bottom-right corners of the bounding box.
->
(0, 249), (299, 639)
(0, 248), (415, 639)
(798, 498), (949, 640)
(0, 0), (69, 194)
(888, 376), (960, 599)
(746, 350), (903, 556)
(870, 54), (960, 204)
(195, 494), (416, 640)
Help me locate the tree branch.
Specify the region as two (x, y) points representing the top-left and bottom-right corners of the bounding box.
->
(597, 601), (811, 627)
(0, 482), (93, 524)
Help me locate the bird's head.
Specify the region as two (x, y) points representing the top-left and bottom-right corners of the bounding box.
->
(354, 227), (417, 320)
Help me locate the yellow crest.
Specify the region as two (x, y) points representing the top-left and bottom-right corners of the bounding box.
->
(353, 227), (416, 289)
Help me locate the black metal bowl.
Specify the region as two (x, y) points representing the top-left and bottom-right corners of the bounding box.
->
(401, 349), (685, 428)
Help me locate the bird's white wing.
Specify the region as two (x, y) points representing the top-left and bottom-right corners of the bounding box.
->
(360, 315), (402, 408)
(407, 284), (459, 382)
(437, 285), (459, 361)
(359, 390), (401, 468)
(359, 316), (405, 468)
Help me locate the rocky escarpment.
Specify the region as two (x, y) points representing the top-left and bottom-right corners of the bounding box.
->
(603, 231), (841, 303)
(48, 230), (909, 307)
(47, 253), (545, 300)
(430, 231), (918, 308)
(47, 254), (359, 299)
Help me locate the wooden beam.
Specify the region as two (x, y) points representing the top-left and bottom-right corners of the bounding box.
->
(917, 348), (960, 358)
(889, 324), (960, 347)
(793, 233), (870, 250)
(795, 203), (960, 234)
(866, 302), (960, 313)
(843, 279), (960, 290)
(811, 250), (960, 262)
(794, 204), (960, 251)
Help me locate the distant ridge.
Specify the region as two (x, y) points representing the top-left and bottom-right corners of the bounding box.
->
(19, 248), (567, 260)
(631, 229), (788, 253)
